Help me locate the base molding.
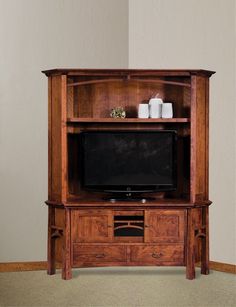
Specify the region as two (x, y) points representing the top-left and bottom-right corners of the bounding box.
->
(0, 261), (235, 274)
(0, 261), (47, 272)
(0, 262), (61, 272)
(209, 261), (236, 274)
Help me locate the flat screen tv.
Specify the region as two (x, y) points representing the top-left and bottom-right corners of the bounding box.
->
(81, 130), (177, 200)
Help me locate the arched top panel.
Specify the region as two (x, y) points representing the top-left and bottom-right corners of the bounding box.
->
(67, 78), (191, 88)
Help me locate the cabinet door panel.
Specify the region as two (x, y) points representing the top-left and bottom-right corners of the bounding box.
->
(145, 210), (185, 243)
(71, 210), (113, 243)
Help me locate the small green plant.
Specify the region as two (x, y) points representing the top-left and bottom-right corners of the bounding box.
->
(110, 107), (126, 118)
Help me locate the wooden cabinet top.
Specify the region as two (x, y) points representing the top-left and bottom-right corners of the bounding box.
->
(42, 68), (215, 77)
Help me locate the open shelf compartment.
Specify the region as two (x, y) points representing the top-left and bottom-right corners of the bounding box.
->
(67, 129), (191, 202)
(66, 75), (191, 120)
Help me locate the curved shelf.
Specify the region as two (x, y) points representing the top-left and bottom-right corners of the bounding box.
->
(67, 78), (191, 88)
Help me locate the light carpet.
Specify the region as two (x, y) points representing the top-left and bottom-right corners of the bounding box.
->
(0, 267), (235, 306)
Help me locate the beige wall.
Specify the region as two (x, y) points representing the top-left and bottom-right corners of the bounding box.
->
(0, 0), (128, 261)
(129, 0), (236, 264)
(1, 0), (235, 265)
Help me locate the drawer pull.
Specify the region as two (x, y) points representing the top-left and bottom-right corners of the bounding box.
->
(152, 252), (163, 259)
(95, 253), (106, 258)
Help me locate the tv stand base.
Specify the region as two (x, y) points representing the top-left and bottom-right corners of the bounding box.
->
(46, 201), (211, 280)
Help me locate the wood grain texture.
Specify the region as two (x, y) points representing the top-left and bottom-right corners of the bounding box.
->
(54, 208), (65, 264)
(144, 210), (185, 243)
(46, 199), (211, 206)
(62, 209), (72, 280)
(71, 210), (113, 243)
(205, 78), (210, 199)
(50, 76), (63, 201)
(186, 209), (195, 279)
(42, 68), (215, 77)
(48, 77), (52, 199)
(201, 206), (209, 274)
(131, 244), (184, 264)
(0, 262), (48, 272)
(190, 75), (197, 203)
(193, 207), (202, 263)
(67, 79), (74, 118)
(47, 206), (56, 275)
(208, 261), (236, 274)
(73, 245), (126, 265)
(66, 77), (192, 120)
(67, 78), (191, 88)
(44, 68), (214, 280)
(195, 76), (207, 200)
(190, 75), (209, 202)
(67, 117), (190, 123)
(61, 75), (68, 202)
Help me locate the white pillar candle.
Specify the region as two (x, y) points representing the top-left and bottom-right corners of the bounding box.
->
(162, 103), (173, 118)
(149, 98), (163, 118)
(138, 104), (149, 118)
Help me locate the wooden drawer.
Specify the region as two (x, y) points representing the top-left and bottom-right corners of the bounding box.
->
(130, 244), (184, 264)
(73, 245), (126, 265)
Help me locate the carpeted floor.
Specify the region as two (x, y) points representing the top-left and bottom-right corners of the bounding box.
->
(0, 267), (235, 307)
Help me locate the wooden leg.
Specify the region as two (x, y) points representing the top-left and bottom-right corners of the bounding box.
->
(186, 209), (195, 280)
(62, 209), (72, 280)
(201, 206), (209, 274)
(47, 206), (56, 275)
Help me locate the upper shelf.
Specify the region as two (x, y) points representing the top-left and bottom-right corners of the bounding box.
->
(67, 118), (190, 123)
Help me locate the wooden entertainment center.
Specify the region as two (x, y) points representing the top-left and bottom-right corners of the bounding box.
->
(42, 68), (215, 280)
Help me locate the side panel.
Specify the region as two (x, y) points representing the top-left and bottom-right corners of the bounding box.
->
(190, 75), (209, 202)
(49, 75), (67, 202)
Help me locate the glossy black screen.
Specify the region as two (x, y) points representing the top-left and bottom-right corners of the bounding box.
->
(81, 131), (177, 191)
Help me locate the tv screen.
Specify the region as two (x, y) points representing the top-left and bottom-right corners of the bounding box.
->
(81, 131), (177, 193)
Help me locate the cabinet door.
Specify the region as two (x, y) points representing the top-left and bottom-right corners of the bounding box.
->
(144, 210), (185, 243)
(71, 210), (113, 243)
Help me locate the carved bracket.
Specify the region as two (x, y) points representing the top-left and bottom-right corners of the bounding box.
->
(194, 226), (206, 239)
(51, 225), (63, 239)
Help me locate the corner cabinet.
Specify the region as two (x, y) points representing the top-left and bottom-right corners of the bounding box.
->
(42, 68), (215, 280)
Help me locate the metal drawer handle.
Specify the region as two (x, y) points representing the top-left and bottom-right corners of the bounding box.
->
(95, 253), (106, 258)
(152, 252), (163, 259)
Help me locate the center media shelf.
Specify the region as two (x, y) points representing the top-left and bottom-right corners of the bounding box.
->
(67, 117), (190, 123)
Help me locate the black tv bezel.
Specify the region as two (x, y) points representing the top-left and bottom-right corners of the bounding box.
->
(80, 130), (178, 194)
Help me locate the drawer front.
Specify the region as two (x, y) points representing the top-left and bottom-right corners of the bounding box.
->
(73, 245), (126, 265)
(130, 244), (184, 264)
